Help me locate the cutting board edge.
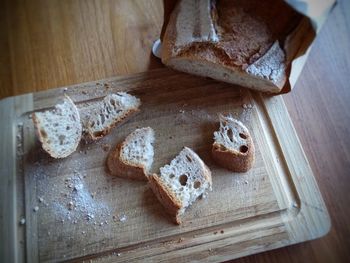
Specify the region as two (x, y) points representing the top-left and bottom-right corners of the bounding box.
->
(0, 93), (34, 263)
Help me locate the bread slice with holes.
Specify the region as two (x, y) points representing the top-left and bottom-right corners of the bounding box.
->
(212, 115), (255, 172)
(149, 147), (212, 224)
(32, 95), (82, 158)
(107, 127), (155, 180)
(80, 93), (141, 140)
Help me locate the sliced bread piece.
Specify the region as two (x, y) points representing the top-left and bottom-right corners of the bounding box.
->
(107, 127), (155, 181)
(149, 147), (212, 224)
(212, 115), (255, 172)
(80, 92), (141, 140)
(32, 95), (82, 158)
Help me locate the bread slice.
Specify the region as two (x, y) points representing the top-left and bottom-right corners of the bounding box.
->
(107, 127), (155, 181)
(149, 147), (212, 224)
(161, 0), (303, 93)
(32, 95), (82, 158)
(212, 115), (255, 172)
(80, 93), (141, 140)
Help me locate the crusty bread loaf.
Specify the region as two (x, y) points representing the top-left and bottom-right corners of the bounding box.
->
(149, 147), (212, 224)
(161, 0), (302, 93)
(107, 127), (155, 181)
(32, 95), (82, 158)
(212, 115), (255, 172)
(79, 93), (141, 140)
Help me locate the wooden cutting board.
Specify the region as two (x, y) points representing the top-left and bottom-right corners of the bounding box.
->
(0, 68), (330, 263)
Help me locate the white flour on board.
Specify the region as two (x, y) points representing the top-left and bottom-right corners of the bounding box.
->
(32, 158), (119, 230)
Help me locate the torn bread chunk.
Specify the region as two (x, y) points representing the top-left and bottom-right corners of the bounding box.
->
(149, 147), (212, 224)
(108, 127), (155, 181)
(212, 115), (255, 172)
(80, 92), (141, 140)
(32, 95), (82, 158)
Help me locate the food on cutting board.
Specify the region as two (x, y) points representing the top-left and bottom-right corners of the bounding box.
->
(80, 93), (141, 140)
(161, 0), (303, 93)
(107, 127), (155, 181)
(32, 92), (141, 158)
(32, 95), (82, 158)
(212, 115), (255, 172)
(149, 147), (212, 224)
(32, 89), (253, 225)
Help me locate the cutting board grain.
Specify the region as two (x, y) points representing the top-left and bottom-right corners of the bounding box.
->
(0, 68), (329, 262)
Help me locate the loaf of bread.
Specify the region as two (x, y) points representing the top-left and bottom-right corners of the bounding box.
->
(161, 0), (303, 93)
(107, 127), (155, 181)
(212, 115), (255, 172)
(149, 147), (212, 224)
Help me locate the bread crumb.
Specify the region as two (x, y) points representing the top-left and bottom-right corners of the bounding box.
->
(33, 206), (39, 212)
(86, 213), (95, 220)
(119, 214), (127, 222)
(102, 144), (111, 152)
(38, 197), (44, 203)
(68, 201), (74, 210)
(19, 218), (26, 225)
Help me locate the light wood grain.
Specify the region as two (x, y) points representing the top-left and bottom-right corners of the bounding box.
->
(0, 0), (164, 99)
(1, 69), (329, 262)
(1, 0), (349, 262)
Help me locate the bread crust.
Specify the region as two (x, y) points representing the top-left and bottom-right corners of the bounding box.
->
(107, 144), (148, 181)
(148, 174), (183, 224)
(161, 0), (302, 93)
(212, 141), (255, 172)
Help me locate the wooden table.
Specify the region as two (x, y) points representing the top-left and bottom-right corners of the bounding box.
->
(1, 0), (349, 262)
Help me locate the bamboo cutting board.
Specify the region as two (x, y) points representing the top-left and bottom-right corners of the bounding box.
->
(0, 68), (330, 262)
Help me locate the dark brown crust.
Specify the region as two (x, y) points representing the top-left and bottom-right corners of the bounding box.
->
(148, 174), (183, 224)
(107, 144), (148, 181)
(212, 139), (255, 173)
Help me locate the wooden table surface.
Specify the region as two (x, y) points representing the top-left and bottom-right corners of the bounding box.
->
(1, 0), (349, 262)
